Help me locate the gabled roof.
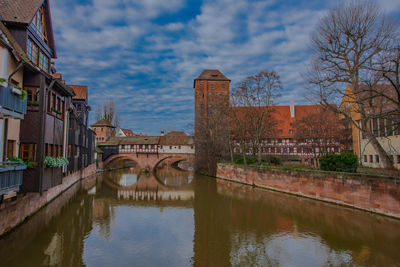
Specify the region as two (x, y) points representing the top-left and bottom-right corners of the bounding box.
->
(68, 85), (88, 100)
(91, 119), (115, 128)
(166, 131), (187, 136)
(120, 128), (134, 136)
(0, 0), (57, 58)
(195, 70), (230, 81)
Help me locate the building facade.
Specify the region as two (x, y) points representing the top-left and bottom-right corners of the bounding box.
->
(67, 83), (95, 173)
(341, 85), (400, 169)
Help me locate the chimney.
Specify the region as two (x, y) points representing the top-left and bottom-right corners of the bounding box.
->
(290, 101), (295, 118)
(160, 130), (165, 136)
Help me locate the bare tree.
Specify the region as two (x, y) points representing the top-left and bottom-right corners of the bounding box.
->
(306, 0), (398, 169)
(231, 71), (282, 164)
(294, 107), (343, 161)
(95, 99), (121, 128)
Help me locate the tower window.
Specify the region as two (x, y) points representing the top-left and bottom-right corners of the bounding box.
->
(210, 84), (214, 88)
(222, 84), (225, 88)
(200, 84), (203, 88)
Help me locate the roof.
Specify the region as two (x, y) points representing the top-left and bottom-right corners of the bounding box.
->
(195, 70), (230, 81)
(0, 0), (43, 24)
(166, 131), (187, 136)
(91, 119), (115, 128)
(231, 104), (333, 139)
(99, 136), (160, 146)
(120, 128), (134, 136)
(159, 136), (194, 146)
(68, 85), (88, 100)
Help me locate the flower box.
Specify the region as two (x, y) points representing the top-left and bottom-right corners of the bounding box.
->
(0, 81), (8, 88)
(11, 87), (22, 96)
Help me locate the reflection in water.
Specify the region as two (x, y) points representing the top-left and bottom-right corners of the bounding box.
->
(0, 168), (399, 266)
(119, 173), (138, 186)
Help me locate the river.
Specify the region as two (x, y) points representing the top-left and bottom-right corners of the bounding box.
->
(0, 167), (399, 266)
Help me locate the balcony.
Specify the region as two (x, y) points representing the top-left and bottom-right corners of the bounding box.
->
(0, 83), (27, 119)
(0, 163), (27, 196)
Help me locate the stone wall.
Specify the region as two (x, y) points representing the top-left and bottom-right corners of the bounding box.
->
(0, 163), (98, 236)
(217, 163), (400, 219)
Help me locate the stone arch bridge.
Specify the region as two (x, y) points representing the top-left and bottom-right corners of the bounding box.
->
(98, 135), (195, 170)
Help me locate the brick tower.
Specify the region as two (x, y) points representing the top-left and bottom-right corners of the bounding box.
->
(194, 70), (230, 175)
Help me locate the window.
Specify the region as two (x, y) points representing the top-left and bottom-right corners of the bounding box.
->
(145, 145), (149, 149)
(139, 145), (143, 149)
(375, 155), (380, 163)
(170, 146), (172, 149)
(54, 145), (58, 157)
(26, 87), (39, 103)
(364, 155), (368, 162)
(151, 145), (155, 149)
(101, 128), (103, 132)
(57, 97), (61, 111)
(47, 91), (51, 111)
(397, 155), (400, 163)
(38, 51), (49, 72)
(200, 84), (203, 88)
(289, 129), (293, 134)
(210, 84), (214, 88)
(27, 39), (38, 65)
(32, 6), (48, 42)
(52, 93), (56, 109)
(369, 155), (373, 163)
(221, 84), (225, 88)
(178, 146), (181, 149)
(68, 145), (72, 158)
(20, 143), (36, 161)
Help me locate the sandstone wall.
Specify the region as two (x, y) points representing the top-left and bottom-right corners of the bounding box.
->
(217, 163), (400, 219)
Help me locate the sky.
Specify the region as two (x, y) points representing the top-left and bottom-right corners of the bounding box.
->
(49, 0), (400, 135)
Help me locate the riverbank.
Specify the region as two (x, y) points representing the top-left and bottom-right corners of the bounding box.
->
(216, 163), (400, 219)
(0, 164), (99, 236)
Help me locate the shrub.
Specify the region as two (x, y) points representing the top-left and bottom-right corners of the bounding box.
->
(319, 152), (358, 173)
(234, 154), (257, 165)
(268, 156), (282, 166)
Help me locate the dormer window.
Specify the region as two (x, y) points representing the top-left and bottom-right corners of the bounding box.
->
(32, 7), (48, 43)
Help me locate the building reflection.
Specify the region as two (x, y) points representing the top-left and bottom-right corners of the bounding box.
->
(191, 178), (400, 266)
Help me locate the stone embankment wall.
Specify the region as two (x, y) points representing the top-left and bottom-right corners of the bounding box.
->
(0, 164), (98, 236)
(217, 163), (400, 219)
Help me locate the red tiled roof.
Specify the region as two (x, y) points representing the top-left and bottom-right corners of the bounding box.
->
(121, 128), (134, 136)
(231, 104), (333, 139)
(166, 131), (187, 136)
(68, 85), (88, 100)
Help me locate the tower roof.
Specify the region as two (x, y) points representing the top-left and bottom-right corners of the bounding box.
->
(195, 69), (230, 81)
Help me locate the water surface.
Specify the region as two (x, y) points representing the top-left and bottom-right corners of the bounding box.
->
(1, 167), (399, 266)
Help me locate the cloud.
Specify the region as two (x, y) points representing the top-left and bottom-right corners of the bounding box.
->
(50, 0), (400, 134)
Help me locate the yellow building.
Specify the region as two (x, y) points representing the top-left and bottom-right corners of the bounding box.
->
(341, 85), (400, 169)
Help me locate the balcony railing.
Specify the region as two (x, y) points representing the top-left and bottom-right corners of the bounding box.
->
(0, 83), (27, 119)
(0, 163), (27, 196)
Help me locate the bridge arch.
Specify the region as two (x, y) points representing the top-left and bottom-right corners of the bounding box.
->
(102, 153), (194, 170)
